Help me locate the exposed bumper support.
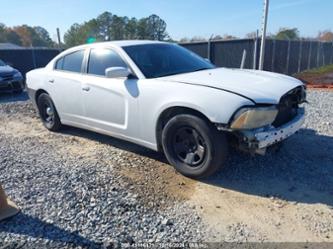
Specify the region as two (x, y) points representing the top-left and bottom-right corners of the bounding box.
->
(240, 107), (305, 153)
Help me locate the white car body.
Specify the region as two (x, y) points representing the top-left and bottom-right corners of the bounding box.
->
(26, 40), (305, 155)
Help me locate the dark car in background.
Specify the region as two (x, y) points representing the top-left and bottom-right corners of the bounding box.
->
(0, 59), (24, 93)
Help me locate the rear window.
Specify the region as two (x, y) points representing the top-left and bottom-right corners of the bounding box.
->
(55, 50), (84, 73)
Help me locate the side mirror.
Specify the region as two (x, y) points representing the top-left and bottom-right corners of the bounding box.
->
(105, 67), (131, 78)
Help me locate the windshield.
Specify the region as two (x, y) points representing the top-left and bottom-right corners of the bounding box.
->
(0, 59), (6, 66)
(123, 43), (215, 78)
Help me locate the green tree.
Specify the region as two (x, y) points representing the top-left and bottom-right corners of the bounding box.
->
(146, 14), (168, 40)
(33, 26), (54, 47)
(63, 13), (169, 47)
(0, 23), (6, 42)
(12, 25), (34, 46)
(96, 12), (113, 40)
(275, 28), (300, 40)
(5, 29), (22, 45)
(110, 15), (126, 40)
(125, 18), (138, 39)
(0, 24), (53, 47)
(64, 20), (101, 47)
(136, 17), (150, 39)
(64, 23), (86, 47)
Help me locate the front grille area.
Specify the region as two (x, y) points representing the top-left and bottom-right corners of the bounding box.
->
(1, 73), (14, 81)
(0, 81), (23, 91)
(272, 86), (305, 127)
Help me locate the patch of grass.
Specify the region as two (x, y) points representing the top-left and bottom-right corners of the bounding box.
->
(295, 64), (333, 77)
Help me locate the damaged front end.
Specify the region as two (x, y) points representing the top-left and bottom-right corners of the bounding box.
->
(238, 107), (305, 155)
(217, 86), (307, 155)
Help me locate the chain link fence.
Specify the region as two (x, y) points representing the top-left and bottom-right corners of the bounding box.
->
(181, 39), (333, 75)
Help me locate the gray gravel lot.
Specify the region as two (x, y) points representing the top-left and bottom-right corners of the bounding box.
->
(0, 90), (332, 247)
(0, 94), (204, 248)
(196, 90), (333, 242)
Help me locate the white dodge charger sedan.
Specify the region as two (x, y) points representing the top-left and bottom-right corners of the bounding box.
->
(26, 40), (306, 178)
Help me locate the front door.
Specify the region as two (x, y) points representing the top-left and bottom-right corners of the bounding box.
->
(81, 48), (139, 138)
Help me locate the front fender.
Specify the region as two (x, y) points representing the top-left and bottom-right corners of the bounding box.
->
(154, 85), (254, 125)
(138, 80), (254, 146)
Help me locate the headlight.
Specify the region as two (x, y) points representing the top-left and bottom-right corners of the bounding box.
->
(13, 71), (22, 78)
(230, 106), (278, 130)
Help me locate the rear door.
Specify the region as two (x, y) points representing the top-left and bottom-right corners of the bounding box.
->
(48, 49), (86, 124)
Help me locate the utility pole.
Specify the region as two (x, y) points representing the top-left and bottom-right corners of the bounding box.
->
(253, 29), (259, 69)
(207, 34), (214, 61)
(259, 0), (269, 70)
(240, 49), (247, 69)
(56, 28), (61, 49)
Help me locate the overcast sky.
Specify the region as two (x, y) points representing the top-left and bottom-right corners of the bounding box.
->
(1, 0), (331, 41)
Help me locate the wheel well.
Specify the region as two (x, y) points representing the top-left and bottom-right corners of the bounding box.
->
(35, 89), (49, 103)
(156, 107), (213, 152)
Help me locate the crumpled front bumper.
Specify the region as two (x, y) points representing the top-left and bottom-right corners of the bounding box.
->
(240, 107), (305, 152)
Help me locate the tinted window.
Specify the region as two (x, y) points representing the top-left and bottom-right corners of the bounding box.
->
(60, 50), (84, 73)
(123, 44), (215, 78)
(88, 48), (127, 76)
(55, 57), (64, 70)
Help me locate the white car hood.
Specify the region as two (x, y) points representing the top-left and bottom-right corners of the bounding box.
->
(159, 68), (303, 104)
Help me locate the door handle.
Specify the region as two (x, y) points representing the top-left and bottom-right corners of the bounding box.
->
(82, 86), (90, 91)
(48, 79), (55, 83)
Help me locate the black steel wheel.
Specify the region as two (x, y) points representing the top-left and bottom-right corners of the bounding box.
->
(173, 126), (207, 167)
(37, 93), (62, 131)
(162, 114), (228, 178)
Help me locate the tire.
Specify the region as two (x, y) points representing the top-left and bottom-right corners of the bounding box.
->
(37, 93), (62, 131)
(161, 114), (228, 178)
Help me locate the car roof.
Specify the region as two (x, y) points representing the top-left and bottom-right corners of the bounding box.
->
(67, 40), (169, 52)
(107, 40), (168, 47)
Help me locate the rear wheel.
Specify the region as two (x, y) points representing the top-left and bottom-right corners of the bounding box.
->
(161, 114), (228, 178)
(37, 93), (62, 131)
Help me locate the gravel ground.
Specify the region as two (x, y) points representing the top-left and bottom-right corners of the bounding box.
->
(190, 89), (333, 242)
(0, 90), (332, 247)
(0, 95), (204, 248)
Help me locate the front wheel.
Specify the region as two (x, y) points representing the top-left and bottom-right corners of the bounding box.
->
(161, 114), (228, 178)
(37, 93), (62, 131)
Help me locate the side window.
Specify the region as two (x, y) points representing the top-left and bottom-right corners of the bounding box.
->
(55, 57), (64, 70)
(60, 50), (85, 73)
(88, 48), (127, 76)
